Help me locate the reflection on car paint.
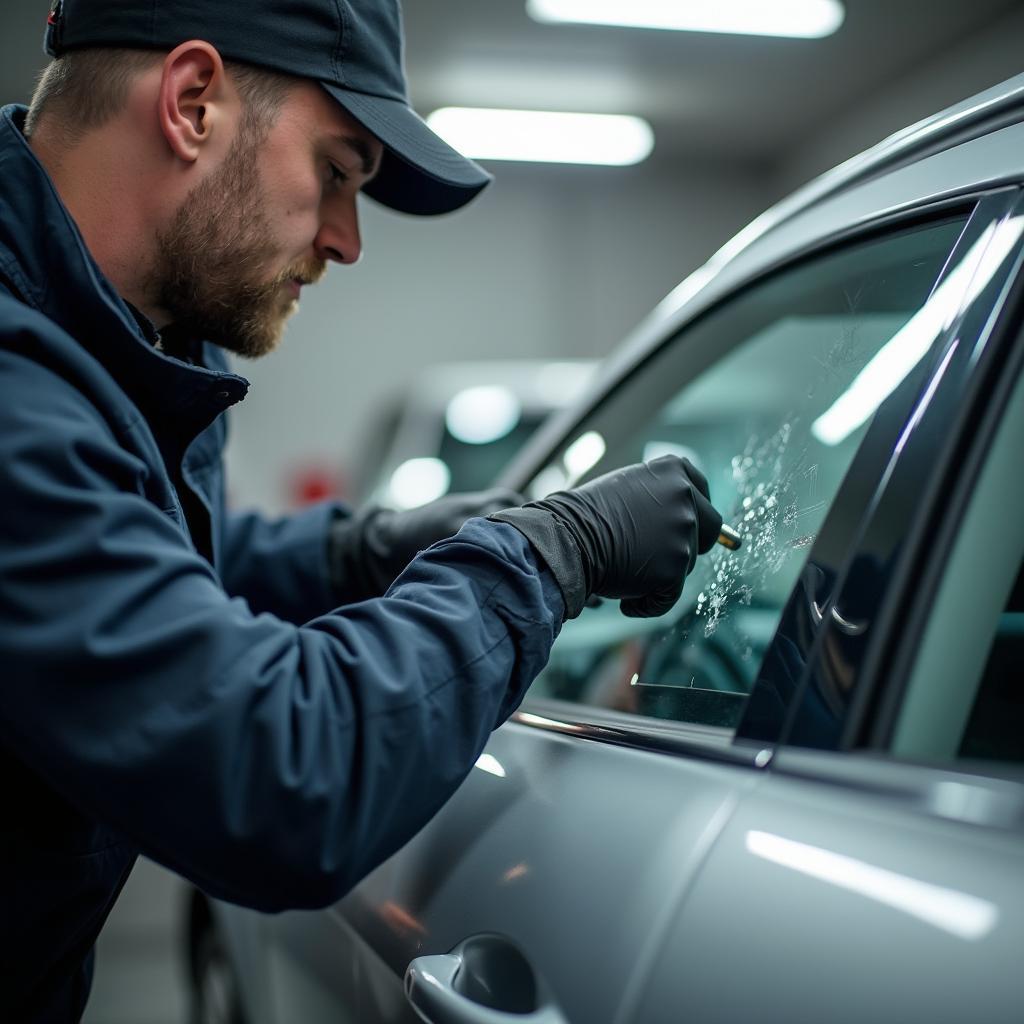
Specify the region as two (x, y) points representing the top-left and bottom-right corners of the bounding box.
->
(745, 830), (999, 941)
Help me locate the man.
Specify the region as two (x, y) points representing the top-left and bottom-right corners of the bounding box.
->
(0, 0), (722, 1019)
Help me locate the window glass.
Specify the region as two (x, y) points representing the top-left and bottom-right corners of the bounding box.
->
(527, 216), (969, 731)
(891, 355), (1024, 765)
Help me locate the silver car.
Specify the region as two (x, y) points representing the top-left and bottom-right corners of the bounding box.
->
(189, 73), (1024, 1024)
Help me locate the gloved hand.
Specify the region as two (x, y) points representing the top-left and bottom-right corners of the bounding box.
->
(329, 488), (524, 602)
(490, 455), (722, 619)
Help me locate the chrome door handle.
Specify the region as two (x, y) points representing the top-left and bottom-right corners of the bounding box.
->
(405, 934), (568, 1024)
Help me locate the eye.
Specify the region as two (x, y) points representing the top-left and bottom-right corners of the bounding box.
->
(326, 161), (349, 187)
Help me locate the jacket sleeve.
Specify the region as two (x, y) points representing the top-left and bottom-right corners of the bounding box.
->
(0, 348), (564, 912)
(219, 503), (345, 623)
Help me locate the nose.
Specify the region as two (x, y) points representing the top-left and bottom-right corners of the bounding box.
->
(314, 194), (362, 265)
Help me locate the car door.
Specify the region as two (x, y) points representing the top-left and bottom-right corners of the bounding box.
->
(633, 192), (1024, 1024)
(252, 187), (1014, 1021)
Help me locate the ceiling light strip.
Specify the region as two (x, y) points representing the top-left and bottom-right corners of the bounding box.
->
(527, 0), (845, 39)
(426, 108), (654, 166)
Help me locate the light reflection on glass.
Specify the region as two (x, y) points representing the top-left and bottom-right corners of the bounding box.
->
(746, 830), (998, 940)
(564, 430), (606, 484)
(812, 216), (1024, 446)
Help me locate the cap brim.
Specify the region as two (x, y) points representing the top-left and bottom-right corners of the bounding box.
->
(321, 84), (491, 216)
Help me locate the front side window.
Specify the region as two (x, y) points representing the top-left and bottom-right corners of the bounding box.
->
(526, 215), (969, 732)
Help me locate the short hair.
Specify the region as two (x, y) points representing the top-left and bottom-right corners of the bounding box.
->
(23, 47), (295, 145)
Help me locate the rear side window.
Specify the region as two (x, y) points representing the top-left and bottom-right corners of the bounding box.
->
(526, 216), (969, 731)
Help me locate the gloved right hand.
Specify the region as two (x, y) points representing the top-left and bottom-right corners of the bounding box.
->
(490, 455), (722, 620)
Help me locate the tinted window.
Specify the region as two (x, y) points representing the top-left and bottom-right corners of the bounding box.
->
(526, 217), (969, 731)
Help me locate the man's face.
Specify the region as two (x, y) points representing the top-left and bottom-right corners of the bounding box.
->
(152, 81), (382, 358)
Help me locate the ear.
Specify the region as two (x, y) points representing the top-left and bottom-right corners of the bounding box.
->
(157, 41), (233, 164)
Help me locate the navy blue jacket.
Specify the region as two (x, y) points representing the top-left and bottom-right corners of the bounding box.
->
(0, 105), (563, 1021)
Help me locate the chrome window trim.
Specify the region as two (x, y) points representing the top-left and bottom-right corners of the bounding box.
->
(513, 699), (774, 770)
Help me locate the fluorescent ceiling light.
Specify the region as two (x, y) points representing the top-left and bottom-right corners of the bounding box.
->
(426, 108), (654, 166)
(527, 0), (844, 37)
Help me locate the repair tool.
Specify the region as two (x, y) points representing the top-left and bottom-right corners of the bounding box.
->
(717, 524), (743, 551)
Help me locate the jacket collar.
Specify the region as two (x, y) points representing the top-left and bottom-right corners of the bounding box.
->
(0, 105), (248, 432)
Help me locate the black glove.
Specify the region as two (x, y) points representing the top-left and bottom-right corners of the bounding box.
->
(329, 488), (524, 603)
(490, 455), (722, 620)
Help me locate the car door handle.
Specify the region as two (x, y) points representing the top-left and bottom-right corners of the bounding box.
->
(405, 933), (568, 1024)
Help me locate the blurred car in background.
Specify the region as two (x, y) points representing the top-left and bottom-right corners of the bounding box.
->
(350, 359), (598, 509)
(188, 73), (1024, 1024)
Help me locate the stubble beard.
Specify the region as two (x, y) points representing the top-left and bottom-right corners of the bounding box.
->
(151, 126), (325, 359)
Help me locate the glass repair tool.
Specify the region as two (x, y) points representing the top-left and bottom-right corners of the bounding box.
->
(717, 524), (742, 551)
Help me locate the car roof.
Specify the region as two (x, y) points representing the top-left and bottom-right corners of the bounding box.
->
(501, 72), (1024, 488)
(756, 72), (1024, 239)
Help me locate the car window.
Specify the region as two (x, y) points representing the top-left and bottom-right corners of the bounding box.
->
(890, 352), (1024, 766)
(525, 215), (970, 731)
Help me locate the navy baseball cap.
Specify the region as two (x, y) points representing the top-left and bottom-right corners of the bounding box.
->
(43, 0), (491, 215)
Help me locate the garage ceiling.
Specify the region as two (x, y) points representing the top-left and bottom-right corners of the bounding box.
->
(2, 0), (1021, 169)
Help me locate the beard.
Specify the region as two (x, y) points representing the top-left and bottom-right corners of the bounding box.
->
(150, 127), (325, 359)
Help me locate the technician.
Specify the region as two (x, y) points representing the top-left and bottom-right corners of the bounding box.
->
(0, 1), (722, 1019)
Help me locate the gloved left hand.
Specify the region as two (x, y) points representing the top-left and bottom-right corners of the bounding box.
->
(329, 488), (523, 602)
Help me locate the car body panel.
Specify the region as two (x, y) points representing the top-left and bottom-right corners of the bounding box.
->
(634, 755), (1024, 1024)
(258, 720), (765, 1023)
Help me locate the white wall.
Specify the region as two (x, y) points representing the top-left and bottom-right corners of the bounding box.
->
(224, 162), (774, 512)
